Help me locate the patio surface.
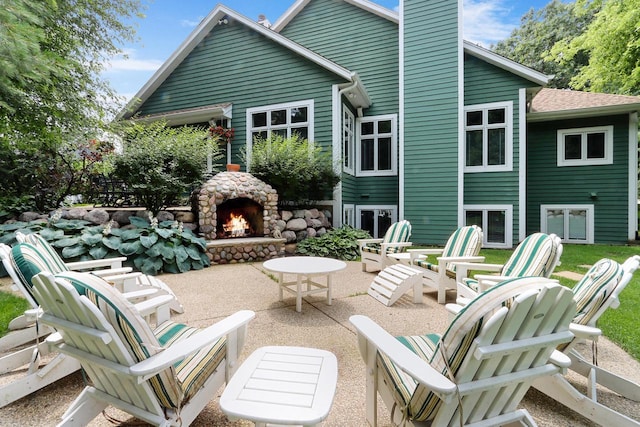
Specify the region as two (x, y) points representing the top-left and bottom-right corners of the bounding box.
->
(1, 261), (639, 426)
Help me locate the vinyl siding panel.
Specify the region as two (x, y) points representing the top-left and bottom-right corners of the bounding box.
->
(463, 54), (536, 244)
(135, 19), (346, 163)
(404, 0), (459, 245)
(282, 0), (400, 209)
(527, 115), (630, 243)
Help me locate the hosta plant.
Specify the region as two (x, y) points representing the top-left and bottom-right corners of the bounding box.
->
(295, 225), (371, 261)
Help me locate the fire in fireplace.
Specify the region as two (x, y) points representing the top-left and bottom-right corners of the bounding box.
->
(216, 197), (264, 239)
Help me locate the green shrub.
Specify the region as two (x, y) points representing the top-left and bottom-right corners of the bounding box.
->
(110, 121), (223, 214)
(296, 226), (371, 260)
(244, 134), (340, 205)
(0, 215), (210, 276)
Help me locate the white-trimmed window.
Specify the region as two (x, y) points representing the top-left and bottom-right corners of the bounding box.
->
(343, 106), (355, 175)
(464, 205), (513, 248)
(356, 205), (397, 238)
(541, 205), (594, 244)
(356, 114), (397, 176)
(464, 102), (513, 172)
(246, 100), (314, 169)
(557, 126), (613, 167)
(343, 204), (355, 227)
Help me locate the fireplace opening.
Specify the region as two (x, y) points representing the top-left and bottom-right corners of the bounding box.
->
(216, 198), (264, 239)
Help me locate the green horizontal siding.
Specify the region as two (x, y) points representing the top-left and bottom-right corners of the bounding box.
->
(404, 0), (459, 245)
(527, 115), (630, 243)
(135, 19), (346, 163)
(463, 54), (536, 243)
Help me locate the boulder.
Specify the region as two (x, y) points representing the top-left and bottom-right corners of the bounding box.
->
(286, 218), (307, 231)
(282, 230), (297, 243)
(175, 211), (195, 223)
(63, 208), (87, 220)
(18, 212), (44, 222)
(111, 210), (134, 226)
(157, 211), (175, 222)
(85, 209), (110, 225)
(306, 227), (317, 238)
(281, 210), (294, 221)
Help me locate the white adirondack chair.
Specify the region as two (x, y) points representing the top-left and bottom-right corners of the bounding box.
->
(16, 232), (184, 314)
(358, 220), (412, 272)
(455, 232), (563, 304)
(533, 256), (640, 427)
(32, 271), (255, 426)
(0, 243), (174, 408)
(407, 225), (484, 304)
(351, 277), (576, 426)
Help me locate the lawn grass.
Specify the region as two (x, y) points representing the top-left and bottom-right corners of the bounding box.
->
(0, 289), (29, 337)
(478, 244), (640, 360)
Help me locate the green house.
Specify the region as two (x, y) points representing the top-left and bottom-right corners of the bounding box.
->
(122, 0), (640, 247)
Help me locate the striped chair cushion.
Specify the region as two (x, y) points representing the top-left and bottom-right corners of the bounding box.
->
(414, 225), (483, 277)
(22, 233), (68, 272)
(56, 271), (226, 408)
(502, 233), (558, 277)
(383, 220), (412, 254)
(571, 258), (622, 326)
(361, 244), (382, 255)
(10, 242), (69, 301)
(377, 277), (556, 422)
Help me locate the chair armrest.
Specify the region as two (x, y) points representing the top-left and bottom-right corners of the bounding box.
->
(133, 295), (173, 324)
(549, 349), (572, 371)
(454, 262), (503, 282)
(130, 310), (256, 377)
(476, 275), (559, 292)
(444, 303), (463, 316)
(381, 242), (413, 252)
(436, 255), (485, 264)
(358, 238), (383, 247)
(88, 267), (134, 277)
(569, 323), (601, 341)
(349, 315), (456, 396)
(66, 257), (127, 271)
(408, 248), (443, 256)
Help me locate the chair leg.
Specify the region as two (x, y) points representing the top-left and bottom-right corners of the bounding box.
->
(59, 387), (110, 427)
(568, 350), (640, 401)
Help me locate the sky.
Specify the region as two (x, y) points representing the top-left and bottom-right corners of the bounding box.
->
(103, 0), (551, 101)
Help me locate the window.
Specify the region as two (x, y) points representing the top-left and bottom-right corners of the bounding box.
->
(356, 205), (397, 238)
(557, 126), (613, 166)
(464, 205), (513, 248)
(343, 204), (355, 227)
(343, 106), (355, 175)
(246, 100), (314, 169)
(356, 115), (397, 176)
(464, 102), (512, 172)
(541, 205), (594, 244)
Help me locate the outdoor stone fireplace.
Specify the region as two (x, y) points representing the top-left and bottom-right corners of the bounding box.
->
(197, 171), (284, 264)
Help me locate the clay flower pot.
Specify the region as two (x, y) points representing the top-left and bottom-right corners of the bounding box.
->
(226, 163), (241, 172)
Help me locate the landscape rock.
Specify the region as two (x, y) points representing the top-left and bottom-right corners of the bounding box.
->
(286, 218), (307, 231)
(85, 209), (110, 225)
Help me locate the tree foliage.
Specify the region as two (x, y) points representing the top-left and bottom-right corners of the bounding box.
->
(110, 121), (223, 215)
(492, 0), (595, 88)
(549, 0), (640, 95)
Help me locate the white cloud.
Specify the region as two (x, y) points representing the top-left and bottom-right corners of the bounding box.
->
(180, 18), (201, 27)
(104, 49), (163, 73)
(462, 0), (517, 47)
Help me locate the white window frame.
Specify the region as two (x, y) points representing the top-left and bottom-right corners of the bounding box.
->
(356, 114), (398, 177)
(540, 204), (594, 244)
(245, 99), (314, 170)
(464, 204), (513, 248)
(356, 205), (398, 238)
(557, 125), (613, 167)
(464, 101), (513, 173)
(343, 105), (355, 175)
(343, 204), (355, 227)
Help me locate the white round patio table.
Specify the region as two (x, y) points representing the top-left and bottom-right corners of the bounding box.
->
(263, 256), (347, 313)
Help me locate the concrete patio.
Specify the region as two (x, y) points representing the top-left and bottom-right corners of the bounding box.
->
(1, 261), (639, 426)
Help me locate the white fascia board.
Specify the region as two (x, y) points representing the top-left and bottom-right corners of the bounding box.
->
(463, 41), (550, 86)
(528, 104), (640, 122)
(273, 0), (397, 32)
(132, 103), (232, 126)
(121, 5), (354, 119)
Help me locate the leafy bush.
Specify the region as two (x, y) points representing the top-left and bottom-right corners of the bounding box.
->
(0, 215), (210, 276)
(296, 226), (371, 260)
(111, 121), (223, 214)
(244, 134), (340, 205)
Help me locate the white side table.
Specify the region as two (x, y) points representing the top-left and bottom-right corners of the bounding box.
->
(220, 346), (338, 426)
(263, 256), (347, 312)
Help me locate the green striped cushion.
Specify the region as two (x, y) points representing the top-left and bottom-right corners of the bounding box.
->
(23, 233), (68, 272)
(57, 271), (226, 407)
(377, 277), (560, 422)
(571, 259), (622, 326)
(412, 261), (457, 279)
(361, 245), (382, 255)
(382, 220), (411, 254)
(10, 242), (69, 301)
(502, 233), (558, 277)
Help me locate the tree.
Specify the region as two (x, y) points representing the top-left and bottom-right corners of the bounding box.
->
(492, 0), (596, 88)
(549, 0), (640, 95)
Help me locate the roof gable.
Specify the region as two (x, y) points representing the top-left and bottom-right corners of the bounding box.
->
(121, 4), (369, 119)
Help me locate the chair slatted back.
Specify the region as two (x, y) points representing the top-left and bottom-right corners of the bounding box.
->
(380, 277), (575, 423)
(21, 233), (68, 272)
(33, 271), (181, 412)
(571, 258), (623, 327)
(501, 233), (561, 278)
(440, 225), (483, 272)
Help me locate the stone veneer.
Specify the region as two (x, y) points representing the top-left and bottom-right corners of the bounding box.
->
(205, 237), (285, 264)
(197, 171), (279, 240)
